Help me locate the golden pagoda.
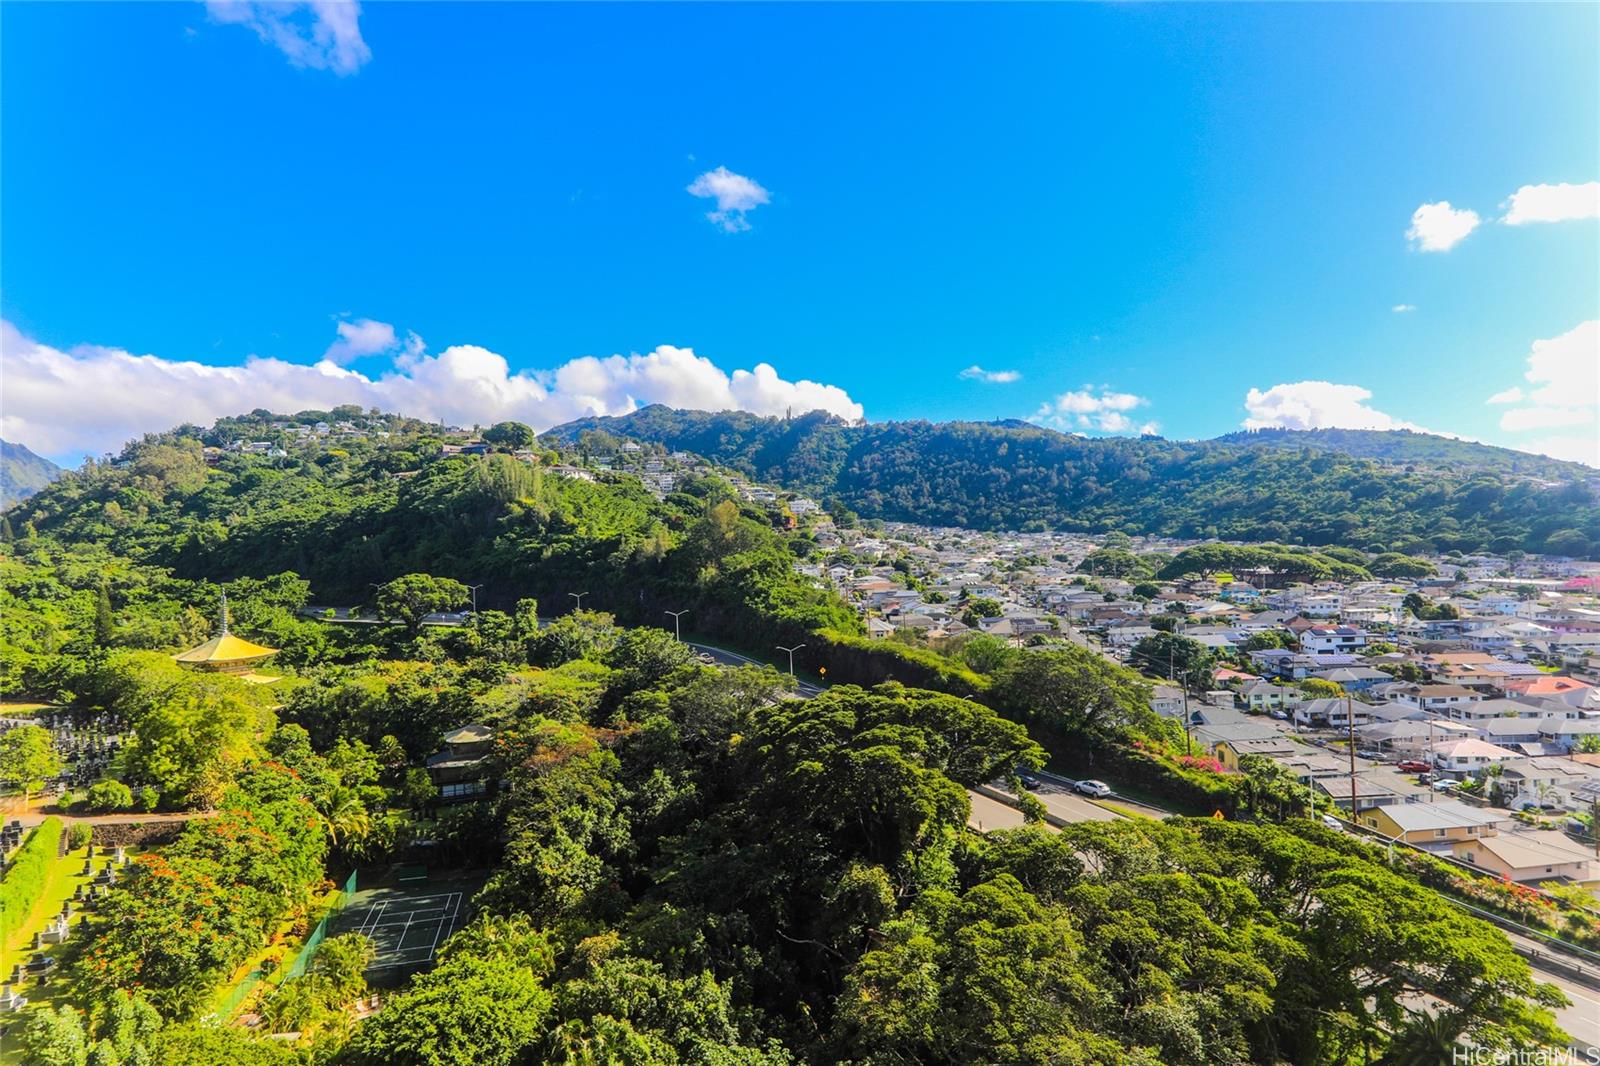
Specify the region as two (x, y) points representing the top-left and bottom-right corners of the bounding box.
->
(173, 593), (280, 683)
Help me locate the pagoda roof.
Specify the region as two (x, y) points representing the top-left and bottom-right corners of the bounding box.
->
(173, 633), (279, 664)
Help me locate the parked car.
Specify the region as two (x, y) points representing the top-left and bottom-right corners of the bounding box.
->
(1432, 779), (1459, 791)
(1396, 760), (1431, 773)
(1074, 779), (1112, 798)
(1356, 750), (1385, 761)
(1269, 710), (1289, 721)
(1320, 814), (1344, 832)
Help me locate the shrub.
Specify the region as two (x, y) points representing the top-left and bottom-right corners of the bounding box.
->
(67, 822), (93, 850)
(0, 816), (63, 925)
(137, 786), (160, 812)
(87, 779), (135, 813)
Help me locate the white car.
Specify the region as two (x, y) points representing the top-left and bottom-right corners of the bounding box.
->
(1074, 779), (1112, 798)
(1432, 779), (1458, 791)
(1320, 814), (1343, 832)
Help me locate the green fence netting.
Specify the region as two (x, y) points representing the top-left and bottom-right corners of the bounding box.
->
(209, 870), (359, 1021)
(284, 869), (359, 981)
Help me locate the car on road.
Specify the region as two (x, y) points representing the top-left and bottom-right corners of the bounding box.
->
(1396, 760), (1431, 773)
(1320, 814), (1344, 832)
(1074, 779), (1112, 798)
(1018, 773), (1041, 790)
(1432, 778), (1459, 791)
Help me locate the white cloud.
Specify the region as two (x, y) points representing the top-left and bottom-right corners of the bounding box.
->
(1407, 201), (1480, 252)
(1498, 406), (1595, 433)
(1502, 182), (1600, 225)
(1392, 304), (1416, 313)
(205, 1), (371, 76)
(959, 365), (1021, 384)
(1517, 435), (1600, 467)
(1033, 387), (1151, 434)
(1241, 381), (1429, 433)
(0, 319), (863, 460)
(686, 167), (771, 232)
(1490, 321), (1599, 465)
(1521, 320), (1599, 406)
(321, 317), (423, 365)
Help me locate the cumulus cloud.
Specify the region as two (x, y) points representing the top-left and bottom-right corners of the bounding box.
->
(1241, 381), (1429, 433)
(206, 1), (371, 75)
(1033, 387), (1154, 434)
(322, 317), (423, 365)
(1407, 201), (1480, 252)
(959, 365), (1021, 384)
(1516, 435), (1600, 467)
(1502, 181), (1600, 225)
(1392, 304), (1416, 313)
(686, 167), (771, 232)
(0, 319), (863, 460)
(1498, 406), (1595, 433)
(1489, 321), (1599, 465)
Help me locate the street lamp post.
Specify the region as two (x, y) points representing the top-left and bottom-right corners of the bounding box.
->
(569, 592), (588, 612)
(664, 610), (688, 642)
(775, 643), (805, 676)
(466, 583), (485, 615)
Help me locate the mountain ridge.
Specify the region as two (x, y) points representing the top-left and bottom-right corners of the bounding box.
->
(542, 406), (1600, 556)
(0, 439), (65, 508)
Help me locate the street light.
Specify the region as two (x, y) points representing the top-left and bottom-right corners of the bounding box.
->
(775, 643), (805, 676)
(664, 610), (689, 642)
(465, 583), (485, 615)
(569, 592), (588, 612)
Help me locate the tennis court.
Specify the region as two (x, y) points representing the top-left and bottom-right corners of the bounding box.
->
(332, 880), (472, 975)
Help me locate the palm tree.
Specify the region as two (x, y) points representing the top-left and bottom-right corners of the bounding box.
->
(315, 786), (371, 848)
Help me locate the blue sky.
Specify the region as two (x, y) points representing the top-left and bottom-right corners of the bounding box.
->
(3, 2), (1597, 465)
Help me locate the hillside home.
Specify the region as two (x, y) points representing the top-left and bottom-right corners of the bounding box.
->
(1493, 757), (1599, 810)
(1395, 684), (1482, 714)
(1453, 830), (1596, 884)
(1300, 626), (1370, 655)
(1430, 738), (1521, 774)
(1239, 681), (1301, 713)
(426, 723), (497, 802)
(1358, 800), (1511, 845)
(1291, 698), (1372, 730)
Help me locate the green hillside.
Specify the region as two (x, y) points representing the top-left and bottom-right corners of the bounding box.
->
(0, 439), (64, 508)
(545, 407), (1600, 557)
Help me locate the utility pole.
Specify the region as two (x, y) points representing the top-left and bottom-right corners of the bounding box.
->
(1181, 674), (1193, 756)
(1346, 689), (1358, 818)
(568, 591), (588, 612)
(664, 609), (688, 642)
(776, 643), (805, 676)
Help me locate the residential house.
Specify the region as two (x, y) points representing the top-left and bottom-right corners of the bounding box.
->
(1291, 698), (1371, 730)
(1213, 735), (1300, 770)
(1453, 830), (1596, 884)
(1358, 801), (1512, 846)
(1300, 625), (1370, 655)
(1430, 738), (1521, 774)
(426, 723), (497, 802)
(1239, 680), (1301, 713)
(1394, 684), (1482, 715)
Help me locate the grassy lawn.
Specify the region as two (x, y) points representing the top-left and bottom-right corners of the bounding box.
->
(0, 702), (56, 717)
(0, 839), (139, 1062)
